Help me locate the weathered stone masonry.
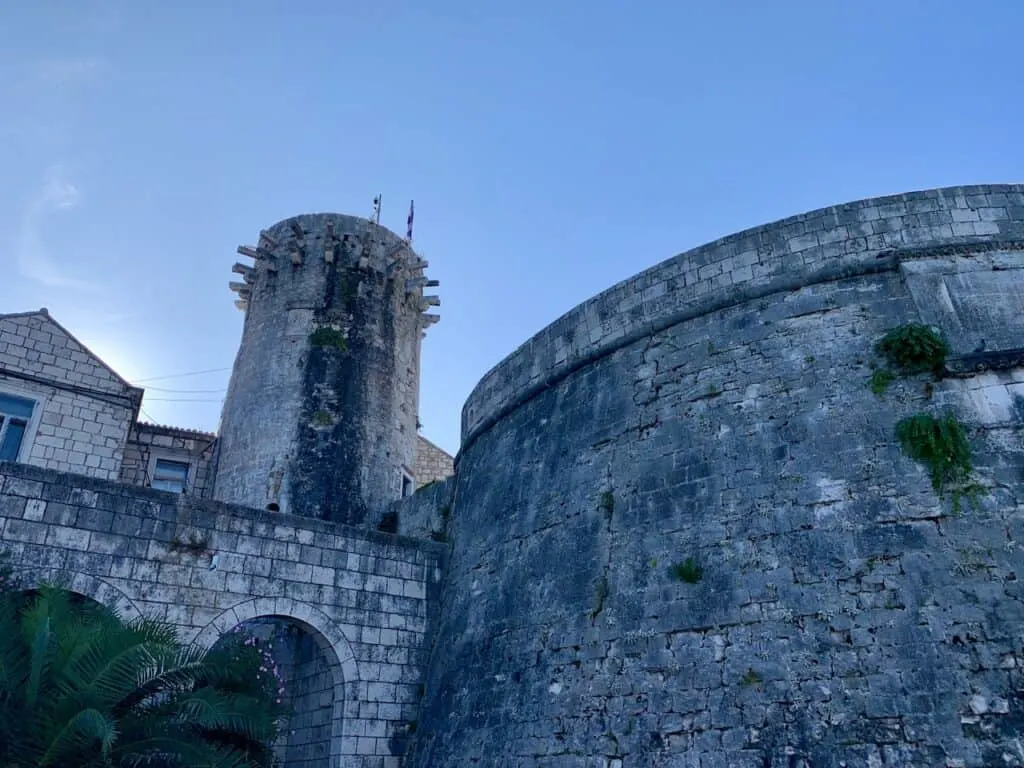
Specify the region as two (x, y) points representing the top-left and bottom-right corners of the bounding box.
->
(1, 212), (453, 768)
(0, 311), (142, 480)
(0, 461), (444, 768)
(119, 422), (217, 497)
(3, 186), (1024, 767)
(406, 185), (1024, 767)
(215, 214), (439, 524)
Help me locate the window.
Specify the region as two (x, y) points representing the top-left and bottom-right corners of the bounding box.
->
(151, 458), (190, 493)
(0, 393), (36, 462)
(401, 471), (413, 498)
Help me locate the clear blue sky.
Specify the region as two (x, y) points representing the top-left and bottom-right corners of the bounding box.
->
(2, 1), (1022, 456)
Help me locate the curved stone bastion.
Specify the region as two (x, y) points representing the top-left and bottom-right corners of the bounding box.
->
(406, 185), (1024, 767)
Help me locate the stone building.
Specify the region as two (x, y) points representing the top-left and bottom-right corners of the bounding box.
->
(3, 186), (1024, 767)
(0, 213), (453, 768)
(0, 307), (451, 501)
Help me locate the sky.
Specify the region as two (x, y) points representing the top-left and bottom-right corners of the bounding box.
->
(2, 1), (1023, 457)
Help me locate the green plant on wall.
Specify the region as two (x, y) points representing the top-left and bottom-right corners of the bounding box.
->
(309, 326), (348, 351)
(589, 572), (610, 621)
(311, 409), (334, 427)
(740, 668), (762, 687)
(876, 323), (949, 375)
(895, 411), (981, 511)
(868, 369), (895, 396)
(668, 557), (703, 584)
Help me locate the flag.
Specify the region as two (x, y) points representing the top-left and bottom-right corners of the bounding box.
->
(406, 200), (415, 241)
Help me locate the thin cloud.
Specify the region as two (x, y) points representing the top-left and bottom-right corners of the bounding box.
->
(16, 167), (99, 291)
(35, 56), (106, 88)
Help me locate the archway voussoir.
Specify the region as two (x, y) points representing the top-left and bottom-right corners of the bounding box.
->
(252, 596), (277, 618)
(20, 570), (144, 622)
(272, 595), (296, 616)
(211, 606), (240, 635)
(113, 598), (142, 621)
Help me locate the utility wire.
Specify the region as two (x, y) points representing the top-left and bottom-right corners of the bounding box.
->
(142, 386), (227, 394)
(132, 367), (231, 383)
(145, 397), (225, 403)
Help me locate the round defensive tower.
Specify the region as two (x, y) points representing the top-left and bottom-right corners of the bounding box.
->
(407, 185), (1024, 767)
(214, 213), (439, 524)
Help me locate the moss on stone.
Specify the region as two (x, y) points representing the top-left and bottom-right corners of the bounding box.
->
(311, 410), (335, 427)
(309, 327), (348, 352)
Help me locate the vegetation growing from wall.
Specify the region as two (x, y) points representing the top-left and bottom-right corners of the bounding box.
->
(311, 409), (335, 427)
(589, 573), (610, 621)
(668, 558), (703, 584)
(869, 368), (895, 396)
(876, 323), (949, 375)
(0, 577), (287, 768)
(868, 325), (983, 511)
(895, 411), (980, 511)
(428, 505), (452, 543)
(309, 326), (348, 351)
(740, 668), (763, 687)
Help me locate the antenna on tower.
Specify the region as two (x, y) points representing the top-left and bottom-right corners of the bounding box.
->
(360, 194), (383, 266)
(372, 195), (382, 227)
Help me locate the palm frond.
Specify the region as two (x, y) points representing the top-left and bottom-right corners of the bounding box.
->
(37, 707), (118, 767)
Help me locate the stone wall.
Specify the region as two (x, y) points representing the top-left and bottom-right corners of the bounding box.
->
(413, 436), (454, 489)
(0, 311), (141, 480)
(408, 185), (1024, 767)
(461, 185), (1024, 453)
(385, 477), (454, 542)
(0, 460), (444, 768)
(119, 422), (217, 497)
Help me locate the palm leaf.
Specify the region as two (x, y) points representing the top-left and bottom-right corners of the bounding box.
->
(37, 707), (118, 767)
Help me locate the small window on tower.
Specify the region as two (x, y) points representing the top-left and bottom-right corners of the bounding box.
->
(401, 471), (413, 498)
(152, 459), (190, 493)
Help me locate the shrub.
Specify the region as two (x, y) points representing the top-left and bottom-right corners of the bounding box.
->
(895, 411), (972, 493)
(668, 557), (703, 584)
(869, 369), (895, 396)
(876, 324), (949, 375)
(0, 586), (287, 767)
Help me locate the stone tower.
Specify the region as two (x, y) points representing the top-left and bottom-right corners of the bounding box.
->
(213, 212), (439, 524)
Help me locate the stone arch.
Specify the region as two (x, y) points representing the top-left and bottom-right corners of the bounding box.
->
(194, 598), (358, 768)
(192, 597), (359, 686)
(11, 568), (143, 622)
